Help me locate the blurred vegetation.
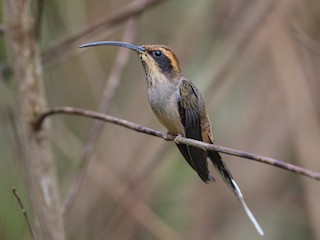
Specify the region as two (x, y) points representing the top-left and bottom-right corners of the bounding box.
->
(1, 0), (320, 239)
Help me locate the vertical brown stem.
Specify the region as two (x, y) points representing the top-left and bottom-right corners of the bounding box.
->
(4, 1), (65, 239)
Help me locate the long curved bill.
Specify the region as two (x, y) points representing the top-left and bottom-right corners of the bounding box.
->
(79, 41), (145, 53)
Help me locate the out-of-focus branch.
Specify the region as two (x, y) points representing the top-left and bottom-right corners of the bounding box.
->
(49, 118), (184, 240)
(63, 18), (139, 214)
(101, 145), (167, 238)
(12, 187), (34, 240)
(290, 26), (320, 57)
(88, 155), (183, 240)
(42, 0), (166, 65)
(4, 0), (65, 239)
(34, 106), (320, 181)
(271, 15), (320, 238)
(205, 1), (277, 97)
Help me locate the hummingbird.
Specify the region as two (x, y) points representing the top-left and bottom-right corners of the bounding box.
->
(79, 41), (264, 236)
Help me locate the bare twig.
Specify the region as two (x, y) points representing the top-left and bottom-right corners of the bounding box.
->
(12, 187), (34, 240)
(42, 0), (166, 65)
(63, 18), (139, 214)
(34, 106), (166, 138)
(174, 136), (320, 180)
(34, 106), (320, 181)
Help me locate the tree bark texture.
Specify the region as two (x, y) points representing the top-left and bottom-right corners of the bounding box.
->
(4, 1), (65, 239)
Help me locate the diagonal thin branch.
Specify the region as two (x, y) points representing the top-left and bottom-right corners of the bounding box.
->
(34, 106), (320, 181)
(42, 0), (166, 65)
(12, 187), (34, 240)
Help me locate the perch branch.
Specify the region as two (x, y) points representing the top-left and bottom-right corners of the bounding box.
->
(34, 106), (320, 181)
(12, 187), (34, 240)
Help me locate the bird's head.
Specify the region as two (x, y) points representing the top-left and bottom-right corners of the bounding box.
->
(79, 41), (182, 81)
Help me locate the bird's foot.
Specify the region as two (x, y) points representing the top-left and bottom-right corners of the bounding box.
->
(164, 132), (176, 141)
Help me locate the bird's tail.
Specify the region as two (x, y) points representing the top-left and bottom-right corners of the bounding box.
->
(208, 150), (264, 236)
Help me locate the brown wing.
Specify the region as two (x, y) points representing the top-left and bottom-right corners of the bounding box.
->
(177, 80), (209, 182)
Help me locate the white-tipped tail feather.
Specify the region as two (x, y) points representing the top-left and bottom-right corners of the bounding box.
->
(231, 180), (264, 236)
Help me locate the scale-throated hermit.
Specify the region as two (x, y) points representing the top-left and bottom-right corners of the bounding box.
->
(80, 41), (264, 236)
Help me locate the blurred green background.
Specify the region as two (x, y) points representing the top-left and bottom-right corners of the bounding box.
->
(1, 0), (320, 239)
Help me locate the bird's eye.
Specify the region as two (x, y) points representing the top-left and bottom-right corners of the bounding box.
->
(152, 50), (162, 58)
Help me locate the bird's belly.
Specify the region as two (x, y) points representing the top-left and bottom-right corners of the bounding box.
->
(147, 88), (184, 135)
